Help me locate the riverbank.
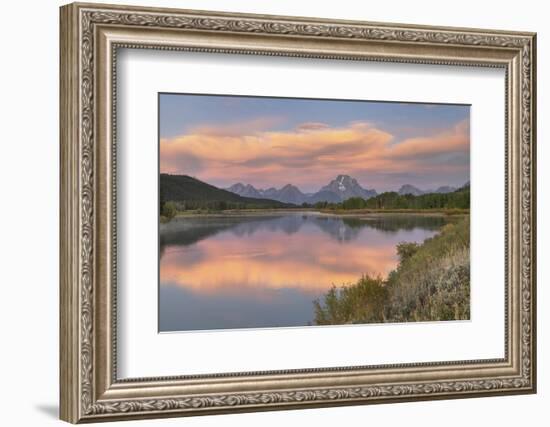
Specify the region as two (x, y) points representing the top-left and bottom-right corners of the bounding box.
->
(319, 208), (469, 216)
(313, 216), (470, 324)
(161, 208), (313, 222)
(161, 207), (469, 222)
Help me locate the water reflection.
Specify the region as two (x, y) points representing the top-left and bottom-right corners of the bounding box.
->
(159, 213), (451, 332)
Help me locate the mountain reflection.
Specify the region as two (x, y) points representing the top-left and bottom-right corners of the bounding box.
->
(159, 213), (451, 331)
(160, 213), (449, 251)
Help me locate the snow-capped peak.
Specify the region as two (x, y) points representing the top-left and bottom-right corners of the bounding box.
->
(338, 175), (346, 191)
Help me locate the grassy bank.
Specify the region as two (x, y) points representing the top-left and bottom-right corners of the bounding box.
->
(313, 216), (470, 325)
(320, 208), (469, 216)
(172, 208), (315, 216)
(161, 207), (469, 221)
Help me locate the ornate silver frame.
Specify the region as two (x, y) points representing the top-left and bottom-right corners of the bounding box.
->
(60, 2), (537, 423)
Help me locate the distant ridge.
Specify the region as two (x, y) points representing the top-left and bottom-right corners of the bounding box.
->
(398, 184), (424, 196)
(226, 183), (263, 199)
(398, 184), (459, 196)
(160, 174), (291, 208)
(228, 182), (308, 205)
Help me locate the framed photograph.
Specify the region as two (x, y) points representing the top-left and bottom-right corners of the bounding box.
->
(60, 2), (537, 423)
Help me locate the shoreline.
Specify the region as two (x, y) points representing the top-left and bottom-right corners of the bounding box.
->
(166, 208), (469, 220)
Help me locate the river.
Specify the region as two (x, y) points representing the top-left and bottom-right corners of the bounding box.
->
(159, 212), (452, 332)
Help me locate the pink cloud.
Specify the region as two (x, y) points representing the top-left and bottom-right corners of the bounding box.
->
(389, 120), (469, 159)
(160, 119), (469, 191)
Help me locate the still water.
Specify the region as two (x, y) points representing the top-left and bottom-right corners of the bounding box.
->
(159, 213), (450, 332)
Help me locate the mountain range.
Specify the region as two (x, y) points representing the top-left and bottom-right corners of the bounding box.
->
(227, 175), (461, 205)
(161, 173), (465, 207)
(228, 175), (377, 205)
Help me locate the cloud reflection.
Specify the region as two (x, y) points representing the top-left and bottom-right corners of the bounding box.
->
(160, 215), (439, 297)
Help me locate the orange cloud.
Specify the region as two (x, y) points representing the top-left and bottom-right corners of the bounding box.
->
(389, 120), (469, 159)
(160, 119), (469, 191)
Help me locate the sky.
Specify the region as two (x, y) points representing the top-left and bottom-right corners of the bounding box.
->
(159, 93), (470, 192)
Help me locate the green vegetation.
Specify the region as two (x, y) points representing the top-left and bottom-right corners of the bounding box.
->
(291, 186), (469, 212)
(313, 275), (388, 324)
(168, 199), (287, 212)
(313, 216), (470, 324)
(159, 201), (177, 223)
(337, 186), (470, 211)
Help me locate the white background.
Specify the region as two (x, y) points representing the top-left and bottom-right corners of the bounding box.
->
(118, 50), (504, 377)
(0, 0), (546, 426)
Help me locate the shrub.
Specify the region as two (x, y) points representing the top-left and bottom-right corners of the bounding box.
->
(161, 201), (177, 220)
(385, 217), (470, 322)
(396, 242), (420, 263)
(313, 275), (388, 325)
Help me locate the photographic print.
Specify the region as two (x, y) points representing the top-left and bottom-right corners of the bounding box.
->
(159, 94), (470, 332)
